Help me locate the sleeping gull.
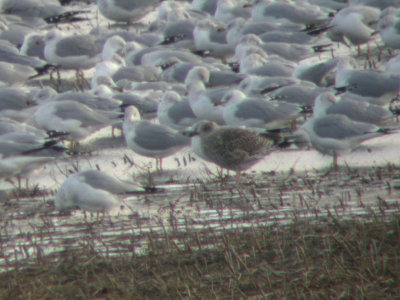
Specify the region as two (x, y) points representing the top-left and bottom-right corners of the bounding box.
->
(157, 91), (198, 130)
(183, 120), (284, 182)
(214, 0), (251, 23)
(185, 66), (227, 124)
(123, 106), (190, 171)
(326, 5), (379, 48)
(32, 100), (122, 140)
(97, 0), (160, 23)
(193, 18), (234, 60)
(335, 57), (400, 105)
(0, 132), (66, 158)
(1, 0), (87, 23)
(323, 92), (394, 125)
(221, 89), (301, 129)
(251, 1), (329, 25)
(239, 75), (297, 96)
(55, 170), (145, 212)
(377, 8), (400, 49)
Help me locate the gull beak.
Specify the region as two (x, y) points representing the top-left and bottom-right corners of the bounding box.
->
(182, 128), (198, 137)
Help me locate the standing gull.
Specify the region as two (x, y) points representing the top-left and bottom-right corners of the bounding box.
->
(184, 120), (284, 182)
(297, 92), (393, 169)
(44, 30), (101, 70)
(123, 106), (190, 171)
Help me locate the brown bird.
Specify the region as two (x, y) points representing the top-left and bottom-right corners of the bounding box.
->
(184, 120), (284, 182)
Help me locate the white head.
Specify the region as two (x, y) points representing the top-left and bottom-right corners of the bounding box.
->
(184, 66), (210, 86)
(124, 106), (141, 123)
(313, 92), (336, 117)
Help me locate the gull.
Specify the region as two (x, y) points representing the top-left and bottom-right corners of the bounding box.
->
(297, 92), (393, 169)
(123, 106), (190, 171)
(293, 58), (338, 87)
(238, 50), (295, 77)
(43, 30), (101, 70)
(269, 82), (329, 107)
(326, 5), (379, 47)
(236, 34), (331, 62)
(97, 0), (160, 23)
(335, 57), (400, 105)
(385, 54), (400, 74)
(31, 100), (122, 140)
(101, 35), (126, 60)
(377, 8), (400, 49)
(20, 32), (46, 60)
(91, 53), (126, 87)
(251, 1), (329, 25)
(323, 92), (394, 125)
(191, 0), (218, 15)
(1, 0), (87, 23)
(159, 57), (243, 87)
(214, 0), (251, 23)
(0, 39), (48, 71)
(239, 75), (297, 96)
(55, 170), (145, 212)
(157, 91), (198, 130)
(0, 156), (54, 189)
(183, 120), (283, 182)
(0, 61), (37, 85)
(185, 66), (227, 124)
(226, 17), (301, 45)
(0, 86), (40, 111)
(193, 18), (234, 60)
(349, 0), (400, 9)
(0, 131), (66, 158)
(221, 89), (301, 129)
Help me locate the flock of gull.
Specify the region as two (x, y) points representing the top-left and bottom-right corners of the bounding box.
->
(0, 0), (400, 212)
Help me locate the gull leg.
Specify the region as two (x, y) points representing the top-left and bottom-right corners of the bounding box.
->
(332, 153), (338, 170)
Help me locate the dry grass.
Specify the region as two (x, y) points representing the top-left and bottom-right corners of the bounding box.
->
(1, 215), (399, 299)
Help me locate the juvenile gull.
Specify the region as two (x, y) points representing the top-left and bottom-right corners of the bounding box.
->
(184, 120), (283, 182)
(123, 106), (190, 171)
(55, 170), (145, 212)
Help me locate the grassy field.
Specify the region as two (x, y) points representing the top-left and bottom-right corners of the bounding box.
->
(1, 214), (399, 299)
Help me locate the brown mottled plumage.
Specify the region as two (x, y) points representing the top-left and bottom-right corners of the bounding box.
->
(184, 121), (278, 180)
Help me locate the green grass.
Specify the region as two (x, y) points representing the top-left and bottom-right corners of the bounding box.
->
(1, 216), (399, 299)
